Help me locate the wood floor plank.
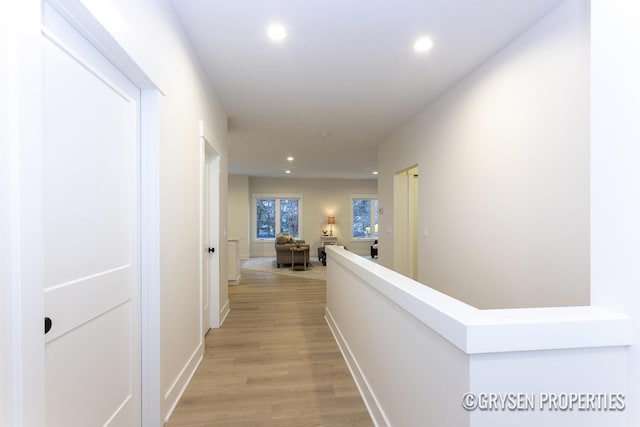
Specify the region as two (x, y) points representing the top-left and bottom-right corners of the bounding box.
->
(165, 270), (373, 427)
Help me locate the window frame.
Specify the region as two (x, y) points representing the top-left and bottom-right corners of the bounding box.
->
(252, 193), (304, 242)
(350, 194), (378, 241)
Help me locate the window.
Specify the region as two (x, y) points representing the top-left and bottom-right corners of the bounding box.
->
(256, 198), (276, 238)
(352, 196), (378, 239)
(253, 194), (303, 240)
(279, 198), (299, 236)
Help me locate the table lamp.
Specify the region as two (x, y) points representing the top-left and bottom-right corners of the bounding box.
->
(328, 216), (335, 236)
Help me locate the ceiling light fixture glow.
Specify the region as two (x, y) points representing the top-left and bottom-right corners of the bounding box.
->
(287, 156), (294, 161)
(267, 24), (287, 41)
(372, 171), (379, 175)
(285, 170), (291, 174)
(413, 37), (434, 53)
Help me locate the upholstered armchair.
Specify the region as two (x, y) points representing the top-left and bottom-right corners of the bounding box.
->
(274, 233), (309, 267)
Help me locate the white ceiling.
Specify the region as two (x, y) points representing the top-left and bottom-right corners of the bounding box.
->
(169, 0), (566, 179)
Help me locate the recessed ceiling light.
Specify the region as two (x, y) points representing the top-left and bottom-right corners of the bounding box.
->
(285, 170), (291, 174)
(413, 37), (434, 53)
(372, 171), (379, 175)
(267, 24), (287, 41)
(287, 156), (294, 162)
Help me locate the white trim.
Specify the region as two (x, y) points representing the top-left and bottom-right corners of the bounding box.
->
(2, 1), (45, 424)
(326, 246), (632, 354)
(351, 193), (379, 199)
(325, 308), (390, 427)
(199, 131), (206, 334)
(208, 155), (221, 329)
(220, 299), (231, 326)
(348, 238), (377, 243)
(45, 0), (159, 91)
(162, 344), (204, 423)
(140, 90), (162, 427)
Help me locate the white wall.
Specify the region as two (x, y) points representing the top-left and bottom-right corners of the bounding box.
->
(590, 1), (640, 424)
(1, 6), (16, 423)
(228, 175), (250, 259)
(468, 347), (627, 427)
(243, 177), (378, 257)
(98, 0), (229, 418)
(0, 43), (11, 421)
(378, 0), (590, 309)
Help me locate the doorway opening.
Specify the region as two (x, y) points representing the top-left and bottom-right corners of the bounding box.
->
(393, 165), (419, 280)
(200, 121), (221, 335)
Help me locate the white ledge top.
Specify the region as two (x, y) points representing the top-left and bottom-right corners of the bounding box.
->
(327, 246), (632, 354)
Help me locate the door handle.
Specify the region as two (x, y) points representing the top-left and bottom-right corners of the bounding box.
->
(208, 247), (215, 253)
(44, 317), (52, 334)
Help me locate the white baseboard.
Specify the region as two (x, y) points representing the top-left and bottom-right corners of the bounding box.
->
(220, 299), (230, 326)
(324, 307), (390, 427)
(163, 343), (204, 423)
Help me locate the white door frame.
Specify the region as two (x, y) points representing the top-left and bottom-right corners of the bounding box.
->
(393, 165), (419, 280)
(139, 90), (162, 426)
(1, 2), (45, 425)
(200, 121), (222, 331)
(6, 1), (163, 425)
(409, 169), (419, 279)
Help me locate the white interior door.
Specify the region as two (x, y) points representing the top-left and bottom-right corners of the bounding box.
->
(201, 126), (222, 330)
(42, 5), (141, 426)
(202, 159), (211, 336)
(207, 152), (221, 328)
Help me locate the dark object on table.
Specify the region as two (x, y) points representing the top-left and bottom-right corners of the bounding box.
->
(370, 240), (378, 258)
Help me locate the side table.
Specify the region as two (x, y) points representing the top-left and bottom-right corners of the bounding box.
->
(290, 246), (309, 271)
(320, 235), (338, 246)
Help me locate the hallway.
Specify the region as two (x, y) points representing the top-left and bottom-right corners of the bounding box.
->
(166, 270), (373, 426)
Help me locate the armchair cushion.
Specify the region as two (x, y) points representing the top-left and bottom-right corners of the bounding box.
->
(276, 233), (296, 244)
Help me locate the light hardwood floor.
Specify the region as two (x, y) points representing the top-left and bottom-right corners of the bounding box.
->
(165, 270), (373, 426)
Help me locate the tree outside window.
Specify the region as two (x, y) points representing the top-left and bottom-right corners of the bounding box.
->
(254, 195), (302, 239)
(352, 197), (378, 239)
(256, 199), (276, 238)
(280, 199), (299, 236)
